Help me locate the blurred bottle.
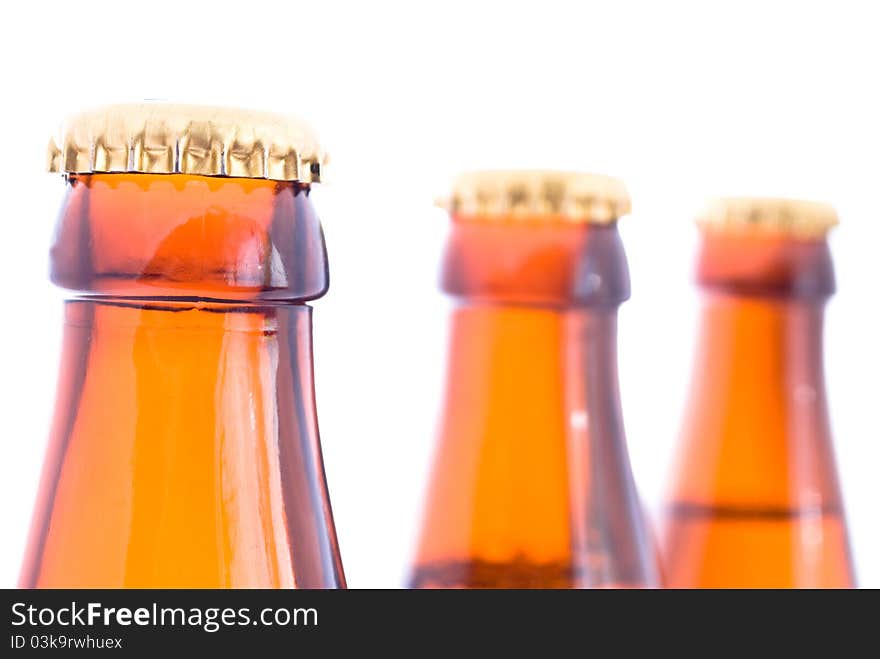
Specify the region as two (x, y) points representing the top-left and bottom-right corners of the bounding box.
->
(662, 198), (855, 588)
(20, 104), (345, 588)
(409, 171), (659, 588)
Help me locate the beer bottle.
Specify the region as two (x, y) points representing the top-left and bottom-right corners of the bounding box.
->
(662, 198), (855, 588)
(409, 171), (659, 588)
(20, 104), (345, 588)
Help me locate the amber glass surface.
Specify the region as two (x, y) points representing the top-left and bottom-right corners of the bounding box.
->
(409, 216), (658, 588)
(20, 174), (344, 588)
(662, 231), (854, 588)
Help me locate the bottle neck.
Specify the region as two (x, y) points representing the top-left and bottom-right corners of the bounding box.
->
(692, 289), (829, 427)
(417, 304), (633, 579)
(412, 219), (657, 587)
(677, 231), (839, 508)
(24, 174), (344, 587)
(23, 299), (344, 587)
(661, 232), (853, 587)
(692, 230), (833, 414)
(50, 173), (328, 302)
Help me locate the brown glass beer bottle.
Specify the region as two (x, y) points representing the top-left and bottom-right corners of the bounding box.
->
(20, 104), (345, 588)
(409, 171), (659, 588)
(662, 198), (855, 588)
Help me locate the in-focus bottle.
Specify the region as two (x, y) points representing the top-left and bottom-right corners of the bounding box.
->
(20, 104), (345, 588)
(409, 170), (659, 588)
(662, 198), (854, 588)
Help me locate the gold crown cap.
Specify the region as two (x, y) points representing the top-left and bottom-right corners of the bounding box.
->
(697, 197), (839, 238)
(47, 103), (326, 183)
(442, 169), (631, 224)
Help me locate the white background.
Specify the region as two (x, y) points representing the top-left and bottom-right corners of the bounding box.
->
(1, 0), (878, 588)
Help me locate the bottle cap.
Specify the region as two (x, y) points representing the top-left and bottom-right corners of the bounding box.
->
(47, 103), (326, 183)
(442, 169), (631, 224)
(697, 197), (839, 238)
